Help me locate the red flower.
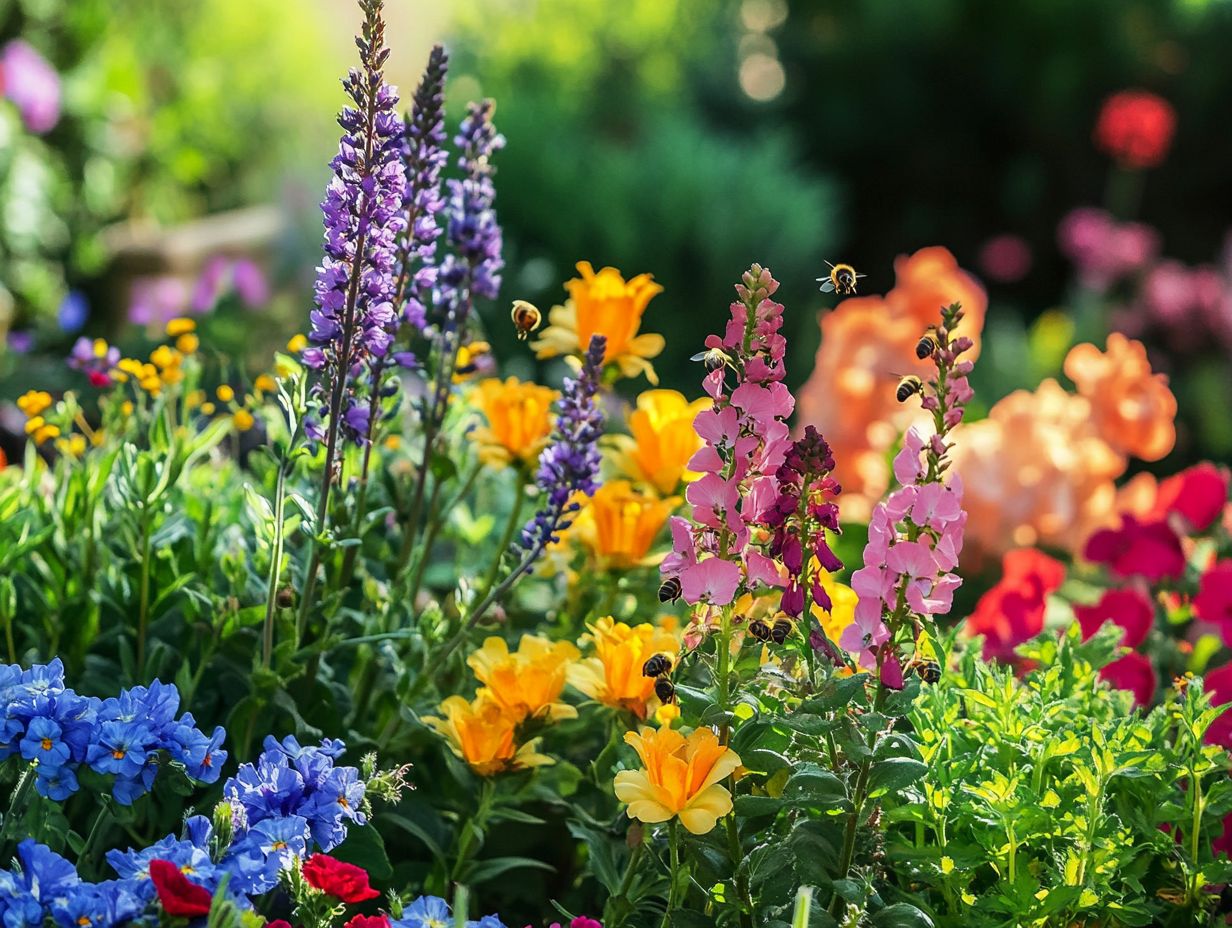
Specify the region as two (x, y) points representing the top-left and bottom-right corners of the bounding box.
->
(1094, 90), (1176, 169)
(1195, 561), (1232, 646)
(301, 854), (380, 903)
(1154, 462), (1229, 534)
(87, 370), (112, 388)
(343, 917), (389, 928)
(149, 858), (213, 918)
(1099, 651), (1156, 707)
(266, 922), (293, 928)
(1204, 662), (1232, 750)
(1083, 515), (1185, 582)
(966, 548), (1066, 661)
(1074, 587), (1155, 649)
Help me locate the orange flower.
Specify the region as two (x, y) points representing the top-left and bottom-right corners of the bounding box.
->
(886, 247), (987, 360)
(467, 635), (579, 723)
(569, 480), (677, 569)
(568, 617), (680, 718)
(424, 694), (553, 776)
(614, 726), (741, 834)
(469, 377), (559, 468)
(533, 261), (665, 383)
(610, 390), (709, 495)
(1063, 333), (1176, 462)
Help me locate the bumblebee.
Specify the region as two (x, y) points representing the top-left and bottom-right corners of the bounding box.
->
(748, 619), (772, 642)
(906, 658), (942, 685)
(453, 340), (492, 380)
(896, 375), (923, 403)
(817, 261), (866, 296)
(510, 300), (542, 340)
(642, 653), (673, 678)
(658, 577), (682, 604)
(654, 676), (676, 705)
(915, 334), (937, 360)
(770, 618), (793, 645)
(689, 347), (732, 372)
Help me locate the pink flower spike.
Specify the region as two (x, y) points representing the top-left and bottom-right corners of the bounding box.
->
(893, 427), (927, 485)
(744, 550), (786, 589)
(911, 482), (963, 532)
(680, 558), (742, 605)
(886, 540), (938, 581)
(881, 652), (905, 690)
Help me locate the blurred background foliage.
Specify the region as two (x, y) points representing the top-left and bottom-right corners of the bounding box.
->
(3, 0), (1232, 458)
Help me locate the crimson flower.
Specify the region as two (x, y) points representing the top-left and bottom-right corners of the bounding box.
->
(149, 858), (213, 917)
(1099, 652), (1156, 706)
(965, 548), (1066, 661)
(1074, 587), (1154, 649)
(302, 854), (380, 903)
(1094, 89), (1176, 169)
(1204, 662), (1232, 750)
(1083, 515), (1185, 582)
(1196, 561), (1232, 647)
(343, 916), (390, 928)
(1155, 462), (1229, 534)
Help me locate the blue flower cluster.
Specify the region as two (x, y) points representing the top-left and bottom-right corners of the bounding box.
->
(395, 895), (505, 928)
(0, 839), (142, 928)
(0, 660), (224, 803)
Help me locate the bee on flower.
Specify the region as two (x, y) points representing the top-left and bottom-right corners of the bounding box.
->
(568, 617), (680, 719)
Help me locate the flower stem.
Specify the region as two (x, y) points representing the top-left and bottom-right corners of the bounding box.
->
(661, 818), (682, 926)
(136, 514), (152, 674)
(0, 766), (35, 858)
(261, 461), (289, 670)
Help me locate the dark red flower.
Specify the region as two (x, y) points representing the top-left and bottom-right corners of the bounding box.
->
(1083, 515), (1185, 582)
(301, 854), (380, 904)
(1099, 651), (1156, 706)
(149, 858), (213, 918)
(966, 548), (1066, 661)
(1195, 561), (1232, 646)
(1094, 90), (1176, 169)
(1155, 462), (1229, 534)
(1204, 662), (1232, 750)
(343, 917), (389, 928)
(1074, 587), (1155, 649)
(266, 922), (293, 928)
(87, 370), (112, 388)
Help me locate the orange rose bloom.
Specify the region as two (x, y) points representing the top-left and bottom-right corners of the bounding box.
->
(469, 377), (559, 468)
(424, 694), (553, 776)
(568, 617), (680, 718)
(886, 247), (987, 360)
(1063, 333), (1176, 462)
(613, 726), (741, 835)
(569, 480), (678, 569)
(467, 635), (580, 723)
(610, 390), (709, 495)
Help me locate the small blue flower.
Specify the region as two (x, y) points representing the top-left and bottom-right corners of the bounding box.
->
(49, 880), (141, 928)
(36, 764), (79, 801)
(86, 720), (152, 780)
(20, 716), (70, 771)
(395, 895), (452, 928)
(466, 917), (506, 928)
(57, 291), (89, 334)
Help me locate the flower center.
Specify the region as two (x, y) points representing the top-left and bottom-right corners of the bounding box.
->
(41, 738), (53, 751)
(337, 796), (350, 808)
(112, 749), (126, 760)
(272, 840), (287, 850)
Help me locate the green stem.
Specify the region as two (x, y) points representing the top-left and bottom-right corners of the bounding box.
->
(449, 780), (494, 885)
(78, 803), (115, 876)
(0, 766), (35, 857)
(136, 514), (152, 674)
(661, 818), (681, 927)
(261, 461), (289, 669)
(474, 473), (527, 605)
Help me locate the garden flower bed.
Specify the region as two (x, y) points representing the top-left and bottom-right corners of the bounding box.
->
(1, 2), (1231, 927)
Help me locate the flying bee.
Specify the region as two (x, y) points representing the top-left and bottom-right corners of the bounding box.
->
(906, 658), (942, 685)
(816, 261), (866, 296)
(770, 617), (793, 645)
(453, 340), (492, 380)
(654, 676), (676, 705)
(748, 619), (772, 642)
(896, 375), (923, 403)
(642, 653), (673, 678)
(510, 300), (542, 340)
(690, 346), (732, 372)
(915, 333), (937, 360)
(657, 577), (682, 604)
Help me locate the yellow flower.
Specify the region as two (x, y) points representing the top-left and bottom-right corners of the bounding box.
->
(232, 409), (255, 432)
(16, 390), (52, 418)
(467, 635), (580, 723)
(176, 333), (199, 354)
(570, 480), (677, 569)
(200, 402), (216, 416)
(216, 385), (235, 403)
(165, 318), (197, 337)
(469, 377), (559, 468)
(287, 334), (308, 353)
(811, 569), (858, 646)
(186, 390), (206, 410)
(254, 374), (277, 394)
(23, 417), (61, 445)
(532, 261), (665, 384)
(120, 401), (134, 417)
(614, 726), (742, 835)
(610, 390), (709, 495)
(569, 617), (680, 719)
(55, 434), (87, 458)
(149, 345), (182, 370)
(424, 694), (554, 777)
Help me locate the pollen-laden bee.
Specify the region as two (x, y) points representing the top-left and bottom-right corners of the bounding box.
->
(689, 346), (732, 372)
(896, 375), (923, 403)
(770, 617), (793, 645)
(816, 261), (866, 296)
(748, 619), (772, 642)
(453, 340), (492, 381)
(915, 333), (937, 360)
(653, 675), (676, 705)
(642, 653), (673, 679)
(657, 576), (682, 604)
(905, 658), (942, 685)
(510, 300), (542, 340)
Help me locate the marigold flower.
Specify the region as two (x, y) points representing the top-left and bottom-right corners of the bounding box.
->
(1094, 90), (1176, 169)
(569, 480), (677, 569)
(1064, 334), (1176, 462)
(568, 617), (679, 718)
(424, 694), (553, 776)
(533, 261), (665, 383)
(467, 635), (579, 723)
(469, 377), (559, 468)
(175, 333), (199, 354)
(16, 390), (52, 418)
(23, 416), (60, 445)
(613, 726), (741, 835)
(609, 389), (709, 495)
(254, 374), (278, 394)
(232, 409), (255, 432)
(164, 317), (196, 337)
(216, 385), (235, 403)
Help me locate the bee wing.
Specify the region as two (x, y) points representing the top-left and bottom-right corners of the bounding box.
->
(689, 351), (710, 362)
(818, 280), (835, 293)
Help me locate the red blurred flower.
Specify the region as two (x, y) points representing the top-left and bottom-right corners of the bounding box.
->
(977, 234), (1032, 283)
(1083, 515), (1185, 582)
(302, 854), (380, 903)
(965, 548), (1066, 661)
(1195, 561), (1232, 646)
(1155, 462), (1229, 534)
(1099, 651), (1156, 706)
(343, 917), (389, 928)
(1204, 662), (1232, 750)
(149, 859), (213, 918)
(1074, 587), (1155, 649)
(1094, 90), (1176, 169)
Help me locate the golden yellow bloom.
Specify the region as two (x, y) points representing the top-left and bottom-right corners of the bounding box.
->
(453, 340), (491, 383)
(533, 261), (665, 384)
(16, 390), (52, 418)
(149, 345), (181, 370)
(469, 377), (558, 468)
(165, 317), (196, 337)
(614, 726), (742, 835)
(176, 333), (199, 354)
(120, 401), (134, 417)
(90, 338), (110, 360)
(24, 417), (61, 445)
(186, 390), (206, 410)
(610, 390), (709, 495)
(200, 402), (216, 416)
(569, 617), (680, 718)
(55, 434), (87, 458)
(811, 569), (858, 645)
(216, 385), (235, 403)
(424, 694), (554, 777)
(383, 435), (401, 451)
(569, 480), (677, 569)
(232, 409), (255, 432)
(287, 334), (308, 353)
(254, 374), (277, 394)
(467, 635), (580, 723)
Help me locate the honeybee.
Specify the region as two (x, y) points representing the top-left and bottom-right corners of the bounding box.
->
(816, 261), (866, 296)
(895, 375), (923, 403)
(905, 658), (942, 685)
(915, 333), (937, 360)
(748, 619), (772, 642)
(510, 300), (542, 340)
(689, 347), (732, 372)
(657, 577), (682, 604)
(654, 676), (676, 705)
(453, 340), (492, 380)
(770, 618), (793, 645)
(642, 654), (673, 678)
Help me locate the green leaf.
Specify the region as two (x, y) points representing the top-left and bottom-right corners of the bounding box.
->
(867, 757), (927, 798)
(466, 855), (556, 884)
(871, 903), (934, 928)
(331, 824), (392, 881)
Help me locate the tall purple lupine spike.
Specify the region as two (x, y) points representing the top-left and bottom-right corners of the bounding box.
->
(303, 0), (407, 445)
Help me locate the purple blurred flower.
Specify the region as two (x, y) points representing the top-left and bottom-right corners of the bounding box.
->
(1058, 207), (1158, 291)
(7, 330), (34, 354)
(193, 256), (270, 312)
(1, 40), (60, 134)
(57, 291), (89, 333)
(128, 276), (190, 326)
(232, 258), (269, 308)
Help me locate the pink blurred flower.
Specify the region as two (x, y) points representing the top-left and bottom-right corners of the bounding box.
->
(1083, 515), (1185, 582)
(1058, 208), (1159, 291)
(1, 40), (60, 134)
(977, 234), (1032, 283)
(1194, 561), (1232, 646)
(1204, 662), (1232, 750)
